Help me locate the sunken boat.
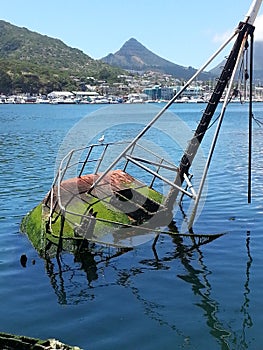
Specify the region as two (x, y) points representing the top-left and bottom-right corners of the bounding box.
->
(0, 332), (81, 350)
(21, 0), (262, 255)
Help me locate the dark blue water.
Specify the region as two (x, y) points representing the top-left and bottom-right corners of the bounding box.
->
(1, 103), (263, 350)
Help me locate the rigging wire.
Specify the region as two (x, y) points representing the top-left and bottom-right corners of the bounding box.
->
(194, 36), (263, 141)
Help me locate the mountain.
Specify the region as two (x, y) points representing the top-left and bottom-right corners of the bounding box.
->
(209, 41), (263, 83)
(0, 20), (124, 95)
(1, 19), (261, 97)
(101, 38), (213, 80)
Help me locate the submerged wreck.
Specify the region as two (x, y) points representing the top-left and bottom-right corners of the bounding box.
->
(22, 0), (262, 256)
(0, 332), (81, 350)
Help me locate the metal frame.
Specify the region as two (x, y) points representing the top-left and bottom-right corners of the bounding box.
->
(45, 0), (262, 244)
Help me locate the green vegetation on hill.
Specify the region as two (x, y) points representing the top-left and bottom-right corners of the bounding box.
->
(1, 20), (262, 96)
(0, 20), (125, 95)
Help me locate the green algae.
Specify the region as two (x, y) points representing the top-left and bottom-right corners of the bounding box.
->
(21, 184), (164, 252)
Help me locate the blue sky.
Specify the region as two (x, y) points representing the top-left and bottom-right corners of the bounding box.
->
(1, 0), (263, 68)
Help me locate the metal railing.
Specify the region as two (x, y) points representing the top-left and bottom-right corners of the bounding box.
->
(44, 138), (197, 243)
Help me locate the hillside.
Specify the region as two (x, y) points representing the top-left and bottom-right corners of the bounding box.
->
(0, 20), (124, 95)
(101, 38), (213, 80)
(1, 20), (261, 96)
(209, 41), (263, 83)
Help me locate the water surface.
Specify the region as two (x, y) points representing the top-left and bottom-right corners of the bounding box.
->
(0, 103), (263, 350)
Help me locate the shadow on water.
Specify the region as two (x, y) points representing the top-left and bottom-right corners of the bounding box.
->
(41, 230), (252, 350)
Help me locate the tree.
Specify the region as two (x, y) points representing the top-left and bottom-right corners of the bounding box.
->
(0, 69), (12, 94)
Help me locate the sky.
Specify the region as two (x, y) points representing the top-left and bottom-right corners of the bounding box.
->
(1, 0), (263, 69)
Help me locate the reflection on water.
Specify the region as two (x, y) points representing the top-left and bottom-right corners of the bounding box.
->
(44, 243), (131, 304)
(41, 231), (252, 349)
(239, 231), (253, 348)
(176, 245), (232, 349)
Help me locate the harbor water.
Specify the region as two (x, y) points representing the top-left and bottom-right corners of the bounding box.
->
(0, 102), (263, 350)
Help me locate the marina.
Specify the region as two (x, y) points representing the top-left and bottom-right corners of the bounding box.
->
(1, 88), (263, 105)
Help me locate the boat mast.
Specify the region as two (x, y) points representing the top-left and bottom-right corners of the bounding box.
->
(165, 0), (262, 213)
(88, 31), (237, 194)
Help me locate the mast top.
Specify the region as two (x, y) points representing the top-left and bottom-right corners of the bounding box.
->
(244, 0), (262, 25)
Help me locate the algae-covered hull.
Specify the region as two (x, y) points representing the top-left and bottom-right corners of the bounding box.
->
(21, 169), (170, 254)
